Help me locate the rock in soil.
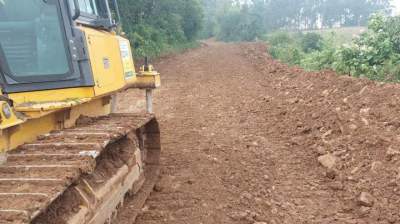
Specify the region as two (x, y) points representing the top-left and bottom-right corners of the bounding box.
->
(318, 154), (338, 169)
(358, 192), (375, 207)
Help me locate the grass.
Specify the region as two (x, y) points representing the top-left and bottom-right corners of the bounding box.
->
(262, 27), (367, 47)
(303, 27), (366, 46)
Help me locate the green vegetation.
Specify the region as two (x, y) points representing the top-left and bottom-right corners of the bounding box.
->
(200, 0), (391, 42)
(267, 32), (303, 65)
(118, 0), (203, 58)
(216, 6), (263, 42)
(267, 15), (400, 82)
(265, 31), (338, 70)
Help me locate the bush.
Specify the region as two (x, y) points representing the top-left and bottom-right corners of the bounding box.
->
(267, 32), (295, 46)
(267, 15), (400, 82)
(300, 48), (336, 71)
(301, 33), (323, 53)
(300, 33), (336, 70)
(266, 32), (304, 65)
(333, 14), (400, 81)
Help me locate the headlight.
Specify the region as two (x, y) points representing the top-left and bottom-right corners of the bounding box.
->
(2, 103), (11, 119)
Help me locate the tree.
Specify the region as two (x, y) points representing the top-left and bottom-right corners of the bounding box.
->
(118, 0), (204, 57)
(179, 0), (204, 41)
(216, 2), (264, 41)
(200, 0), (392, 41)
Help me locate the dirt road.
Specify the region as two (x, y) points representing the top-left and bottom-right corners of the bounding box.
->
(115, 42), (400, 224)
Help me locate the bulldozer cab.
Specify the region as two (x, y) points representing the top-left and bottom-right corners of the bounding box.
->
(0, 0), (120, 94)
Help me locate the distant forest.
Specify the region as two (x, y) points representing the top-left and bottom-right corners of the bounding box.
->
(117, 0), (392, 56)
(203, 0), (393, 41)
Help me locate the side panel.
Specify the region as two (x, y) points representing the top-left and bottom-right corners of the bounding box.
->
(80, 27), (127, 96)
(8, 87), (95, 104)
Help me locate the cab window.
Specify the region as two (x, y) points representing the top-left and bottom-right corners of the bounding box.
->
(0, 0), (71, 82)
(79, 0), (99, 15)
(68, 0), (115, 29)
(70, 0), (100, 17)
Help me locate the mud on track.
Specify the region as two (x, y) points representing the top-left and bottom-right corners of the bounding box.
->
(115, 41), (400, 224)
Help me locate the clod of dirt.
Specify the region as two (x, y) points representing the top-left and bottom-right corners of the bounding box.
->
(386, 146), (400, 160)
(325, 169), (337, 179)
(316, 146), (327, 155)
(370, 161), (383, 173)
(318, 153), (337, 169)
(241, 191), (253, 200)
(154, 184), (163, 192)
(230, 211), (249, 221)
(358, 192), (375, 207)
(359, 206), (371, 215)
(329, 181), (344, 190)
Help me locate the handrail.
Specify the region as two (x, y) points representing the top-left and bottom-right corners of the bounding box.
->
(113, 0), (121, 25)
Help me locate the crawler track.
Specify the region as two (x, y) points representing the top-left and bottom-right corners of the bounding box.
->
(0, 113), (160, 224)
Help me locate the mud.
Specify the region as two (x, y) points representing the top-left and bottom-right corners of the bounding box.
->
(84, 136), (137, 188)
(116, 41), (400, 224)
(32, 188), (83, 224)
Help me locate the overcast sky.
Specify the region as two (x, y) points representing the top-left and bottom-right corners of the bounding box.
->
(393, 0), (400, 15)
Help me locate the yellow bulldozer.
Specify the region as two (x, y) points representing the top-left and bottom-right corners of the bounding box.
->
(0, 0), (161, 223)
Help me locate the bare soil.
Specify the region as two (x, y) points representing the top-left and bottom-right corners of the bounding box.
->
(116, 41), (400, 224)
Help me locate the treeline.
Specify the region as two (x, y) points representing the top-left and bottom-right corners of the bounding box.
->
(202, 0), (392, 41)
(264, 0), (391, 29)
(118, 0), (203, 57)
(117, 0), (392, 57)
